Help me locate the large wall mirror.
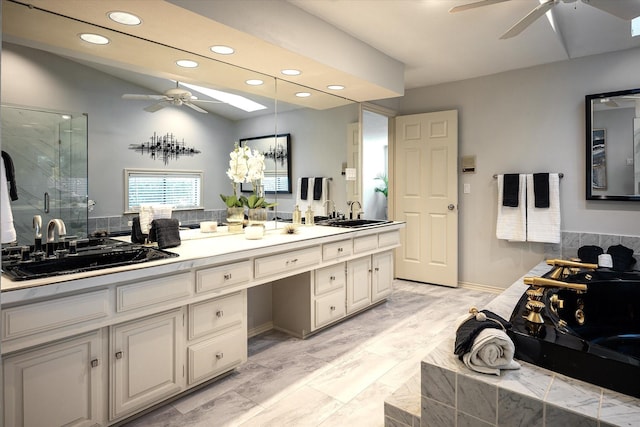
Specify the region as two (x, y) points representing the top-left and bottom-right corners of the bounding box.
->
(2, 0), (357, 245)
(586, 88), (640, 201)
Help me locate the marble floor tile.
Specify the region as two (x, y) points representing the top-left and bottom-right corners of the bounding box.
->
(123, 281), (493, 427)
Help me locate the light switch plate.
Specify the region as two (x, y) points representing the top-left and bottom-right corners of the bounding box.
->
(464, 183), (471, 194)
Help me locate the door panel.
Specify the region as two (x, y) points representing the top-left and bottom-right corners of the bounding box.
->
(394, 110), (458, 287)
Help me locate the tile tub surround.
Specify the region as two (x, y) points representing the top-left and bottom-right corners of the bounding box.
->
(385, 262), (640, 427)
(558, 231), (640, 262)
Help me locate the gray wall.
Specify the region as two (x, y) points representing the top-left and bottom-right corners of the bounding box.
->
(377, 47), (640, 288)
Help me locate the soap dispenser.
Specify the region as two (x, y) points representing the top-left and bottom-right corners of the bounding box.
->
(292, 205), (302, 225)
(305, 206), (314, 226)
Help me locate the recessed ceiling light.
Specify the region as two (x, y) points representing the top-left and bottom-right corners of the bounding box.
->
(108, 11), (142, 26)
(295, 92), (311, 98)
(79, 33), (110, 45)
(211, 45), (235, 55)
(281, 69), (301, 76)
(245, 79), (264, 86)
(327, 85), (345, 90)
(176, 59), (199, 68)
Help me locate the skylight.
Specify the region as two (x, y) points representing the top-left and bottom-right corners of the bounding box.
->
(633, 16), (640, 37)
(178, 82), (267, 113)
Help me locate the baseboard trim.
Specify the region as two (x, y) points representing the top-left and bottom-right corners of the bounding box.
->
(248, 321), (273, 338)
(458, 281), (504, 295)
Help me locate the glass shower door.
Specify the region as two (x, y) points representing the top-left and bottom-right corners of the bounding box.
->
(1, 105), (88, 246)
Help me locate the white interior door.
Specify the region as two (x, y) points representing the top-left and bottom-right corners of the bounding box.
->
(394, 110), (458, 287)
(346, 122), (361, 206)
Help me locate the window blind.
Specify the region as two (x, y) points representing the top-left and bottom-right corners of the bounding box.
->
(125, 169), (203, 212)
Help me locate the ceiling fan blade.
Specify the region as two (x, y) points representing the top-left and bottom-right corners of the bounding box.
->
(184, 102), (208, 114)
(122, 94), (166, 100)
(449, 0), (510, 13)
(500, 0), (558, 39)
(143, 102), (167, 113)
(581, 0), (640, 20)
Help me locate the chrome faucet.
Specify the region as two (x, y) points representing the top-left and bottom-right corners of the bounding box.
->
(323, 199), (336, 218)
(46, 219), (67, 256)
(33, 215), (43, 251)
(349, 201), (362, 219)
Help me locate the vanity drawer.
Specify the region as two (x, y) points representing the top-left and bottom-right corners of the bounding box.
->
(254, 246), (321, 279)
(314, 288), (346, 329)
(322, 239), (352, 261)
(116, 272), (192, 313)
(196, 260), (252, 294)
(2, 290), (109, 340)
(314, 263), (346, 296)
(353, 235), (378, 253)
(188, 292), (245, 340)
(187, 325), (246, 385)
(378, 230), (400, 248)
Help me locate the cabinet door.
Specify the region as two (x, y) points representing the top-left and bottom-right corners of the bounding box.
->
(111, 308), (184, 420)
(372, 251), (394, 302)
(346, 257), (372, 314)
(3, 330), (105, 427)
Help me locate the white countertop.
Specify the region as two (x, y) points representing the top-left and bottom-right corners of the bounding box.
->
(1, 221), (404, 303)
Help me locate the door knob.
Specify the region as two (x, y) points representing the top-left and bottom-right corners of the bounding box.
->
(447, 204), (455, 211)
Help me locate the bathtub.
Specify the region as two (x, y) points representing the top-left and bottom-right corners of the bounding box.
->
(508, 268), (640, 398)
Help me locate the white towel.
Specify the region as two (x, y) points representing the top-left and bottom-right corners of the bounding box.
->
(1, 158), (17, 244)
(295, 177), (329, 216)
(496, 174), (526, 242)
(462, 328), (521, 376)
(526, 173), (560, 244)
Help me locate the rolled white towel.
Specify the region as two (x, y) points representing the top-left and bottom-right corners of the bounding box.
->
(462, 328), (521, 375)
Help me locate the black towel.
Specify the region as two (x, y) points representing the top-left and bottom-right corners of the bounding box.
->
(1, 151), (18, 201)
(454, 310), (511, 360)
(533, 173), (550, 208)
(148, 218), (181, 249)
(313, 177), (324, 201)
(131, 216), (148, 244)
(502, 174), (520, 207)
(607, 244), (637, 272)
(300, 177), (309, 200)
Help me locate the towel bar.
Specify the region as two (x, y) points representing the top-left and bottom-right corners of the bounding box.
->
(493, 173), (563, 179)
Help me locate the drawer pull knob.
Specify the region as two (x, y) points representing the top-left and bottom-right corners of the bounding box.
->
(216, 352), (224, 360)
(216, 310), (224, 318)
(286, 258), (299, 266)
(330, 275), (335, 281)
(90, 359), (99, 368)
(375, 267), (379, 272)
(330, 305), (336, 311)
(224, 273), (232, 280)
(115, 351), (123, 360)
(338, 247), (343, 253)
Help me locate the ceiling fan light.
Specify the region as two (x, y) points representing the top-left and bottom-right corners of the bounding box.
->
(281, 69), (301, 76)
(79, 33), (110, 45)
(211, 45), (235, 55)
(176, 59), (198, 68)
(108, 11), (142, 26)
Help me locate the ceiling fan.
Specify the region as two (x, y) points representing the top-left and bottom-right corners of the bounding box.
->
(450, 0), (640, 39)
(122, 82), (222, 113)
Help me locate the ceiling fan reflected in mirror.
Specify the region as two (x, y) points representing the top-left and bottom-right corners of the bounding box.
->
(449, 0), (640, 39)
(122, 81), (223, 113)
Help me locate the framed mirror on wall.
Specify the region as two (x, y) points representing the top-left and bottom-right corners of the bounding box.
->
(586, 88), (640, 201)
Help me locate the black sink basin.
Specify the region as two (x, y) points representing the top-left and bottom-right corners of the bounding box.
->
(2, 245), (178, 281)
(319, 219), (392, 228)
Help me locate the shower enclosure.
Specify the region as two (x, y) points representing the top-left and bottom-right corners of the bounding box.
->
(1, 105), (88, 246)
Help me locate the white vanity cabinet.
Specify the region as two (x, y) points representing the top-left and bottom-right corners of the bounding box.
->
(110, 308), (185, 420)
(187, 291), (247, 385)
(371, 251), (394, 302)
(3, 330), (106, 427)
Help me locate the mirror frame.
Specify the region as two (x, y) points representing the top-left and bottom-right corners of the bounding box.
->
(585, 87), (640, 201)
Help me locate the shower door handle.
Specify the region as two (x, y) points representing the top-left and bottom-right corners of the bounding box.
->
(44, 192), (50, 213)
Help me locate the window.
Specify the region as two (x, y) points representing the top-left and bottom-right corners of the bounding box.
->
(124, 169), (203, 213)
